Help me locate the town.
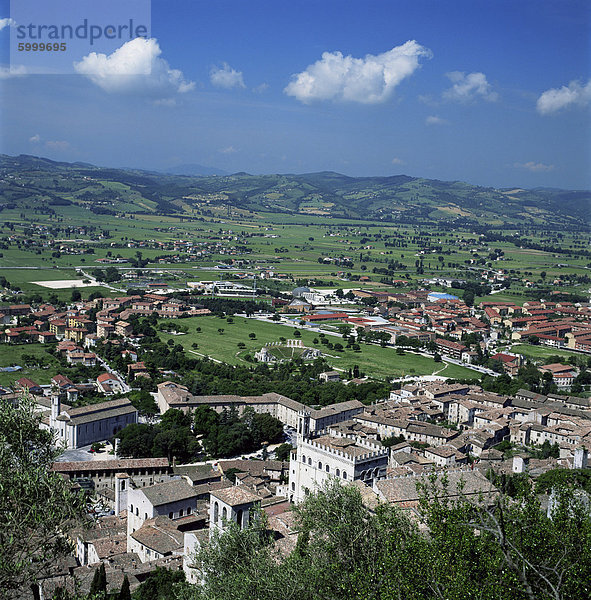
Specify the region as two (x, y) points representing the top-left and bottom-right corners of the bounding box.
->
(1, 1), (590, 593)
(2, 274), (591, 597)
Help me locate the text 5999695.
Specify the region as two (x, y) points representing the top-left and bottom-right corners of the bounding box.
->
(18, 42), (67, 51)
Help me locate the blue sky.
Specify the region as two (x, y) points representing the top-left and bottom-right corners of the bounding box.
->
(1, 0), (590, 188)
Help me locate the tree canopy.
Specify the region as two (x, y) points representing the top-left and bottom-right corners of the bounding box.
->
(0, 394), (86, 598)
(188, 476), (591, 600)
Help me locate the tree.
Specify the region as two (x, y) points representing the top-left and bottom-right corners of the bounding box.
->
(128, 389), (158, 416)
(463, 289), (475, 307)
(118, 574), (131, 600)
(0, 395), (86, 598)
(191, 474), (591, 600)
(70, 288), (82, 302)
(90, 563), (107, 597)
(132, 567), (189, 600)
(250, 412), (284, 446)
(274, 443), (293, 461)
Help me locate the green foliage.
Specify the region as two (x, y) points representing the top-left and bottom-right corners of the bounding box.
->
(89, 563), (107, 597)
(118, 575), (131, 600)
(486, 469), (530, 497)
(132, 567), (189, 600)
(535, 468), (591, 495)
(250, 412), (284, 446)
(116, 409), (200, 462)
(274, 443), (293, 461)
(192, 405), (284, 458)
(0, 394), (87, 596)
(529, 440), (560, 460)
(189, 477), (591, 600)
(127, 390), (158, 416)
(381, 434), (406, 447)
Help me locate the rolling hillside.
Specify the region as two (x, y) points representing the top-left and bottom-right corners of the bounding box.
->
(0, 154), (588, 228)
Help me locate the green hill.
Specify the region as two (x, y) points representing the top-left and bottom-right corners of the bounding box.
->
(1, 154), (588, 229)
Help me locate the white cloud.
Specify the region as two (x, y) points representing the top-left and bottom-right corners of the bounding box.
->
(210, 63), (245, 89)
(153, 98), (177, 107)
(252, 82), (269, 94)
(0, 65), (27, 78)
(391, 157), (405, 165)
(425, 115), (449, 126)
(443, 71), (498, 102)
(418, 94), (438, 106)
(74, 38), (195, 96)
(284, 40), (432, 104)
(219, 146), (237, 154)
(514, 161), (554, 172)
(0, 18), (15, 31)
(29, 134), (41, 143)
(45, 140), (70, 151)
(536, 79), (591, 115)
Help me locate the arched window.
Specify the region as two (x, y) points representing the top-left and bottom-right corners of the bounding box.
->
(222, 507), (227, 521)
(325, 464), (330, 473)
(130, 504), (134, 513)
(342, 472), (347, 480)
(301, 454), (306, 463)
(179, 509), (184, 517)
(318, 461), (322, 470)
(144, 513), (148, 520)
(135, 507), (138, 516)
(169, 512), (173, 519)
(187, 506), (192, 514)
(214, 502), (219, 523)
(291, 482), (295, 491)
(336, 469), (340, 477)
(308, 457), (312, 466)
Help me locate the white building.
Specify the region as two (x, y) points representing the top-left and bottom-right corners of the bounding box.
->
(127, 479), (200, 563)
(156, 382), (364, 431)
(288, 411), (388, 503)
(47, 393), (137, 449)
(209, 486), (261, 536)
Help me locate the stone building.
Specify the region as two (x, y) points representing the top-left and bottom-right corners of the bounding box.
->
(156, 382), (364, 431)
(127, 479), (200, 563)
(288, 411), (388, 503)
(46, 392), (137, 449)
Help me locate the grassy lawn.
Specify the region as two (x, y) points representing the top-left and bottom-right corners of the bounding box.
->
(159, 316), (478, 381)
(0, 343), (61, 387)
(510, 343), (581, 364)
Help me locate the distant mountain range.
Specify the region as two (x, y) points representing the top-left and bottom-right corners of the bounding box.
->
(0, 154), (589, 229)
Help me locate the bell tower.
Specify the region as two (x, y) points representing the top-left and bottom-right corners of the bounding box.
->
(297, 410), (311, 440)
(50, 383), (61, 425)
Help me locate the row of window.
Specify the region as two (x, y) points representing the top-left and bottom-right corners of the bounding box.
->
(300, 454), (347, 479)
(71, 469), (167, 479)
(213, 502), (246, 528)
(169, 507), (192, 518)
(129, 504), (192, 520)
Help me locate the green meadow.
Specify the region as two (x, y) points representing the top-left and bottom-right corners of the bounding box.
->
(159, 315), (477, 381)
